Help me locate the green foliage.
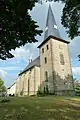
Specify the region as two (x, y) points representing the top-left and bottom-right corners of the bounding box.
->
(61, 0), (80, 39)
(37, 85), (54, 96)
(0, 78), (6, 92)
(37, 89), (45, 96)
(0, 98), (10, 103)
(53, 0), (80, 39)
(74, 79), (80, 96)
(44, 85), (49, 94)
(74, 79), (80, 88)
(75, 87), (80, 96)
(0, 0), (42, 60)
(20, 91), (23, 96)
(20, 89), (24, 96)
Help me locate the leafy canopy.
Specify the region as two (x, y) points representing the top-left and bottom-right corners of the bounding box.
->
(55, 0), (80, 39)
(0, 0), (42, 60)
(0, 0), (80, 60)
(61, 0), (80, 39)
(0, 78), (6, 92)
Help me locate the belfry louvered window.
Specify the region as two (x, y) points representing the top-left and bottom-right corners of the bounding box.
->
(60, 53), (65, 65)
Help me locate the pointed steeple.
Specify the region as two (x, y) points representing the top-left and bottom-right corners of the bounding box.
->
(44, 4), (61, 40)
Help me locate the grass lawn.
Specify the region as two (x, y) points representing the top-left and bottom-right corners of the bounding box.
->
(0, 96), (80, 120)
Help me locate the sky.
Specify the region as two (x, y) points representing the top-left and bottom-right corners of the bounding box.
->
(0, 1), (80, 87)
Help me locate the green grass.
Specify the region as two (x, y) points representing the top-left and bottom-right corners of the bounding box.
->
(0, 96), (80, 120)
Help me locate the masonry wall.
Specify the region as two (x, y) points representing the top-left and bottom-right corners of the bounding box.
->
(40, 40), (54, 93)
(40, 38), (74, 95)
(28, 68), (35, 95)
(8, 83), (16, 95)
(51, 38), (74, 94)
(34, 66), (40, 94)
(16, 66), (40, 96)
(16, 76), (21, 95)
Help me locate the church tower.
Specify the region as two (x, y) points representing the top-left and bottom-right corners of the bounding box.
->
(38, 4), (74, 95)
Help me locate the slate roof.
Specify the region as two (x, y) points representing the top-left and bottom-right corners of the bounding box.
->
(44, 4), (61, 40)
(19, 56), (40, 75)
(38, 4), (69, 48)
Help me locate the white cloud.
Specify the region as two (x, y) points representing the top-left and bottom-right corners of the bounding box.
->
(11, 45), (33, 62)
(10, 42), (40, 62)
(0, 70), (7, 79)
(69, 37), (80, 59)
(0, 66), (22, 71)
(72, 67), (80, 78)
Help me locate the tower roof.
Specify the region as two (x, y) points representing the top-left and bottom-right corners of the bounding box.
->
(44, 4), (61, 40)
(38, 4), (70, 48)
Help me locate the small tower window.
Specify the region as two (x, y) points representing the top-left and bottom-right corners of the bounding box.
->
(42, 48), (44, 53)
(45, 57), (47, 64)
(45, 71), (48, 82)
(60, 53), (65, 65)
(47, 45), (49, 50)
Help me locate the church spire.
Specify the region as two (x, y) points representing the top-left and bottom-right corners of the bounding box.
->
(44, 4), (61, 40)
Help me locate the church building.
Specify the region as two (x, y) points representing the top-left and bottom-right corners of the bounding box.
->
(15, 5), (74, 96)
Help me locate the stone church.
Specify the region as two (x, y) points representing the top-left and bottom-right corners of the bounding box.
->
(15, 5), (74, 96)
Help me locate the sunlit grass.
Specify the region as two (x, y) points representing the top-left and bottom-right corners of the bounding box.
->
(0, 96), (80, 120)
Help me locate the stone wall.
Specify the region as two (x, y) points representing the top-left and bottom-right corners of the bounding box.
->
(51, 38), (74, 93)
(7, 83), (16, 96)
(39, 37), (74, 95)
(40, 39), (54, 93)
(16, 66), (40, 96)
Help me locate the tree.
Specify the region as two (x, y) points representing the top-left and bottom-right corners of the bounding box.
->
(74, 78), (80, 88)
(0, 78), (6, 92)
(38, 0), (80, 39)
(73, 78), (80, 96)
(61, 0), (80, 39)
(0, 0), (42, 60)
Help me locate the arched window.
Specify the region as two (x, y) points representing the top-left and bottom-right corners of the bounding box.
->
(45, 57), (47, 64)
(42, 48), (44, 53)
(60, 53), (65, 65)
(45, 71), (48, 82)
(46, 45), (49, 50)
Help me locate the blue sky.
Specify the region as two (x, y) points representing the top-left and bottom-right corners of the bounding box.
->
(0, 2), (80, 87)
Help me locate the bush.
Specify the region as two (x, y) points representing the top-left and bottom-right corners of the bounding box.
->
(20, 90), (24, 96)
(37, 87), (54, 97)
(75, 87), (80, 96)
(37, 89), (45, 97)
(0, 98), (10, 103)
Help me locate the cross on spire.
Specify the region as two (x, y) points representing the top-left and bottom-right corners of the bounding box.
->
(44, 4), (61, 40)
